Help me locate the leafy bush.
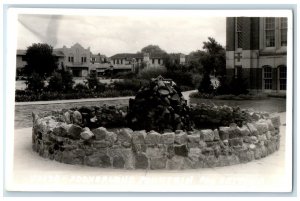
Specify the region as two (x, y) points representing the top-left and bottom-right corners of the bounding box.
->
(198, 73), (214, 94)
(113, 79), (149, 92)
(47, 72), (63, 92)
(192, 74), (202, 89)
(138, 67), (167, 80)
(25, 73), (45, 92)
(164, 70), (194, 88)
(73, 83), (89, 92)
(60, 70), (74, 92)
(86, 74), (106, 92)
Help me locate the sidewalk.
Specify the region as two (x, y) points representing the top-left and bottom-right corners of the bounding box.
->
(7, 113), (291, 192)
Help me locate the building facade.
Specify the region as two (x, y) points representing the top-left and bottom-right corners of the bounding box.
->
(226, 17), (287, 94)
(17, 43), (187, 77)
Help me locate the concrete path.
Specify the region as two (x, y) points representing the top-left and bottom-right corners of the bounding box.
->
(7, 113), (291, 192)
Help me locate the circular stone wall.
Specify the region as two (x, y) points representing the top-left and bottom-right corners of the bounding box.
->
(31, 109), (281, 170)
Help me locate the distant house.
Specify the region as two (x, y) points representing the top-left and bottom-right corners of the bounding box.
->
(16, 43), (108, 77)
(226, 17), (287, 94)
(16, 43), (187, 77)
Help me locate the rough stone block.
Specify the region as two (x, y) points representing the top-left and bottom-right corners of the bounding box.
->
(238, 150), (255, 163)
(238, 125), (250, 136)
(92, 127), (107, 140)
(68, 124), (83, 140)
(255, 121), (269, 134)
(146, 147), (165, 158)
(201, 147), (214, 156)
(174, 132), (187, 144)
(201, 129), (214, 142)
(118, 128), (133, 144)
(63, 111), (72, 124)
(161, 132), (175, 144)
(132, 143), (147, 153)
(80, 127), (94, 140)
(61, 150), (83, 165)
(53, 123), (70, 137)
(214, 129), (220, 140)
(247, 123), (259, 136)
(92, 140), (111, 148)
(145, 131), (161, 145)
(72, 111), (82, 125)
(270, 114), (281, 128)
(166, 155), (184, 170)
(174, 144), (188, 157)
(229, 138), (243, 147)
(150, 157), (167, 169)
(135, 153), (149, 169)
(84, 153), (111, 167)
(266, 119), (275, 131)
(132, 130), (147, 144)
(258, 134), (267, 142)
(106, 131), (117, 144)
(113, 156), (125, 168)
(219, 127), (230, 140)
(188, 133), (200, 143)
(188, 147), (201, 158)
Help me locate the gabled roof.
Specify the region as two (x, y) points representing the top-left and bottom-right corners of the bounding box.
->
(110, 53), (166, 59)
(110, 53), (144, 59)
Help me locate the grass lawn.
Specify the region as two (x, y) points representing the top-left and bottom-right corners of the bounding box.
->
(190, 97), (286, 113)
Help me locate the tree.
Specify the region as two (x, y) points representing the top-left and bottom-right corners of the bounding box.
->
(198, 72), (214, 94)
(24, 43), (58, 77)
(48, 72), (63, 92)
(26, 72), (45, 92)
(200, 37), (226, 76)
(140, 45), (167, 54)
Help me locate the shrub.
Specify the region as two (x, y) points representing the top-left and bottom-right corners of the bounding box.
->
(198, 73), (214, 94)
(138, 67), (167, 80)
(47, 72), (63, 92)
(164, 70), (194, 88)
(86, 74), (106, 92)
(73, 83), (89, 92)
(60, 70), (74, 92)
(113, 79), (149, 92)
(25, 73), (45, 92)
(192, 74), (202, 89)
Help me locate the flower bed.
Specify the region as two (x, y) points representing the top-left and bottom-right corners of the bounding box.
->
(32, 105), (281, 170)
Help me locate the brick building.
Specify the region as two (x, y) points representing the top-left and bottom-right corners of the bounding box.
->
(226, 17), (287, 94)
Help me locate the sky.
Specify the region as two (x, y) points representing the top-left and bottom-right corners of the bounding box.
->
(17, 14), (226, 57)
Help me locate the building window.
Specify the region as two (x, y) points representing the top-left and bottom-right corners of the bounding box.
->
(117, 59), (119, 64)
(278, 66), (287, 90)
(152, 59), (155, 64)
(265, 18), (275, 47)
(263, 66), (272, 90)
(236, 18), (243, 48)
(280, 18), (287, 46)
(158, 59), (161, 64)
(81, 57), (87, 63)
(121, 59), (123, 64)
(68, 56), (74, 62)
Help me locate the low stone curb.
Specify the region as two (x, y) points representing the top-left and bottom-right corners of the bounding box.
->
(32, 111), (281, 170)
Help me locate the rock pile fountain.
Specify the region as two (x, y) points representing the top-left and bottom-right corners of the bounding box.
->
(32, 76), (281, 170)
